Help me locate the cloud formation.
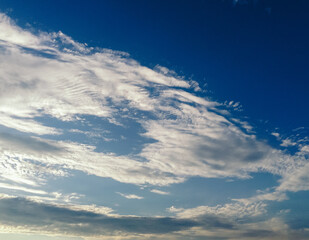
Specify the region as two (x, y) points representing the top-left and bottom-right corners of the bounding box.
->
(1, 12), (307, 188)
(0, 195), (197, 237)
(1, 194), (309, 240)
(0, 12), (309, 239)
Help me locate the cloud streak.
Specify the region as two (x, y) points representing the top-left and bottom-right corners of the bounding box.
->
(117, 192), (144, 200)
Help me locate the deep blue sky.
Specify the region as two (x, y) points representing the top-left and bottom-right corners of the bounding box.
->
(1, 0), (308, 131)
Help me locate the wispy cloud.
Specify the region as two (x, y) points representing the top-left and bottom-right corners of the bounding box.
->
(117, 192), (144, 200)
(150, 189), (170, 195)
(0, 11), (309, 239)
(1, 11), (307, 188)
(0, 11), (308, 191)
(0, 183), (47, 195)
(0, 9), (308, 187)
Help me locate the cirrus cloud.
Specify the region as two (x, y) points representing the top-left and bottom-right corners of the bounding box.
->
(0, 11), (309, 240)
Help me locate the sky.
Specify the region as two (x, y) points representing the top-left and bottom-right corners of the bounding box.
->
(0, 0), (308, 239)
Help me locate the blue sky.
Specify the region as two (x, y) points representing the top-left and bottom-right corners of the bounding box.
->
(0, 1), (308, 239)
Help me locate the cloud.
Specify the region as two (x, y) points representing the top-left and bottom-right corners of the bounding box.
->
(150, 189), (170, 195)
(168, 198), (267, 220)
(1, 194), (309, 240)
(280, 138), (297, 147)
(1, 11), (309, 239)
(0, 132), (62, 154)
(0, 195), (197, 237)
(0, 11), (308, 189)
(271, 132), (280, 138)
(301, 145), (309, 153)
(117, 192), (144, 200)
(0, 115), (61, 135)
(164, 194), (309, 240)
(0, 182), (47, 195)
(277, 162), (309, 192)
(0, 194), (291, 240)
(0, 13), (40, 47)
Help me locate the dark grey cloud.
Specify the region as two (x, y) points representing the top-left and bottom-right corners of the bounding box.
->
(194, 133), (268, 165)
(0, 197), (197, 236)
(242, 229), (274, 238)
(3, 196), (283, 238)
(4, 196), (298, 239)
(196, 215), (235, 229)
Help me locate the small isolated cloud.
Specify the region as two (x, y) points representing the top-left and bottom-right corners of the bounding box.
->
(280, 138), (297, 147)
(150, 189), (170, 195)
(117, 192), (144, 199)
(271, 132), (280, 138)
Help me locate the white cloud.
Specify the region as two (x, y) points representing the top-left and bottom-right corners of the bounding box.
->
(150, 189), (170, 195)
(0, 115), (61, 135)
(280, 138), (297, 147)
(277, 162), (309, 192)
(168, 200), (267, 219)
(0, 182), (47, 195)
(301, 145), (309, 153)
(117, 192), (144, 200)
(1, 11), (309, 240)
(0, 12), (308, 196)
(0, 13), (40, 47)
(271, 132), (280, 138)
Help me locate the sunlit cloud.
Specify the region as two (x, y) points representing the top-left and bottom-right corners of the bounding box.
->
(0, 11), (308, 239)
(117, 192), (144, 200)
(1, 12), (307, 189)
(150, 189), (170, 195)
